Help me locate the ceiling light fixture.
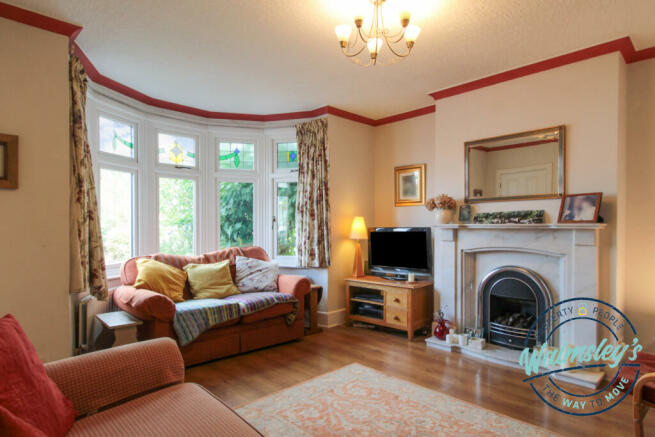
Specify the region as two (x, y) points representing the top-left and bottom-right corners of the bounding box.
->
(335, 0), (421, 66)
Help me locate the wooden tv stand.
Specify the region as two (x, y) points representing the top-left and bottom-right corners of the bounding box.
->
(345, 276), (433, 340)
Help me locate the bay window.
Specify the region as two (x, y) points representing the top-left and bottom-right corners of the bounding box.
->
(87, 93), (300, 275)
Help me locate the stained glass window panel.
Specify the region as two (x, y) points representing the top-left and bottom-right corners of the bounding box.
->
(99, 116), (134, 158)
(219, 142), (255, 170)
(158, 133), (196, 167)
(276, 142), (298, 170)
(100, 169), (133, 265)
(219, 182), (254, 248)
(159, 177), (195, 255)
(276, 181), (297, 256)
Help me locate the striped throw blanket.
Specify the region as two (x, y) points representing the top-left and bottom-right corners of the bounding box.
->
(173, 292), (298, 346)
(173, 299), (241, 346)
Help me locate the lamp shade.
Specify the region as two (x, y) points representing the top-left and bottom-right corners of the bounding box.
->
(349, 216), (368, 240)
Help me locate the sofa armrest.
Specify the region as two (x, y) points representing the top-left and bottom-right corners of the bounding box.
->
(278, 274), (311, 304)
(113, 285), (176, 322)
(45, 338), (184, 417)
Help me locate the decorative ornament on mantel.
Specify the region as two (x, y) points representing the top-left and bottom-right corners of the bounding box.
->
(426, 194), (456, 225)
(334, 0), (421, 66)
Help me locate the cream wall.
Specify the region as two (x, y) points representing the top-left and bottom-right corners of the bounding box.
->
(0, 20), (72, 361)
(373, 113), (435, 227)
(324, 115), (375, 326)
(373, 53), (626, 328)
(625, 58), (655, 351)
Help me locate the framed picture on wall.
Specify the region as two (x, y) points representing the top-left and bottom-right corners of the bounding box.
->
(558, 192), (602, 223)
(394, 164), (425, 207)
(0, 133), (18, 189)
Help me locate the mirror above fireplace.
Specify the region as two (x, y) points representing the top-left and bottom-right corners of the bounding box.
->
(465, 126), (565, 203)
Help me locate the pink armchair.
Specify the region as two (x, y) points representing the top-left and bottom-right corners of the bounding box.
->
(45, 338), (261, 437)
(45, 338), (260, 436)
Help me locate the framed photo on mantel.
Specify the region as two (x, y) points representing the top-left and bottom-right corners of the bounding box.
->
(394, 164), (426, 207)
(558, 192), (602, 223)
(0, 133), (18, 189)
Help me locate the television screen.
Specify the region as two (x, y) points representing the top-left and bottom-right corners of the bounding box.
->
(369, 228), (431, 272)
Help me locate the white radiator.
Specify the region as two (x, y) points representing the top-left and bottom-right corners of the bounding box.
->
(76, 294), (112, 354)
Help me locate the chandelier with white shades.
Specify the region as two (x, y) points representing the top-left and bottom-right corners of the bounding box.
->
(334, 0), (421, 66)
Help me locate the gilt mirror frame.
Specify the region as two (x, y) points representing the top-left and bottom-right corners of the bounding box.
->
(464, 125), (566, 203)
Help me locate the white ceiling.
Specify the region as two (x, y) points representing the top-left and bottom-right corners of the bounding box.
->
(8, 0), (655, 119)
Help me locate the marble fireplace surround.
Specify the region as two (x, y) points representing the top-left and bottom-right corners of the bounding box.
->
(433, 223), (608, 350)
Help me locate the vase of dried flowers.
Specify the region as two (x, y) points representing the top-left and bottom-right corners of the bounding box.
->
(426, 194), (456, 224)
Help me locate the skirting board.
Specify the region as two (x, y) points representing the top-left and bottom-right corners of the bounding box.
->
(318, 308), (346, 328)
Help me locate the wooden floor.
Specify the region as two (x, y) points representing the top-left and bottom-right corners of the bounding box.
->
(186, 326), (653, 436)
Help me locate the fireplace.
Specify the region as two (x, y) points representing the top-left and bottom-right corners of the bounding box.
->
(477, 266), (552, 350)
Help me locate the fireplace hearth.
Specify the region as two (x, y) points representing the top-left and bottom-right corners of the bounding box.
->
(478, 266), (552, 350)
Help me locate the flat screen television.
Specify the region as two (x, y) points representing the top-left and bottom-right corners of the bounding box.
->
(368, 227), (432, 280)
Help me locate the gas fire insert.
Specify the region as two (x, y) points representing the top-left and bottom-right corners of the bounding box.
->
(477, 266), (552, 350)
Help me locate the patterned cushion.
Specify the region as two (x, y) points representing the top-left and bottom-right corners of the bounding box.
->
(234, 256), (278, 293)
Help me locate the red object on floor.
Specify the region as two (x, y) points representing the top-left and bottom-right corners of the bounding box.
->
(0, 314), (75, 437)
(434, 319), (450, 341)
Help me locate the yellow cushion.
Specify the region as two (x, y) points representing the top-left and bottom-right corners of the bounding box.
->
(134, 258), (187, 302)
(183, 260), (240, 300)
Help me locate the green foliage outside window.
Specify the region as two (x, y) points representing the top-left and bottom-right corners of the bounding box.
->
(277, 182), (297, 256)
(159, 178), (195, 255)
(100, 169), (133, 264)
(219, 182), (254, 248)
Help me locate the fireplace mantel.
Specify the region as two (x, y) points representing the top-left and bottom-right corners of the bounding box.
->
(433, 223), (607, 230)
(430, 223), (607, 387)
(432, 223), (606, 350)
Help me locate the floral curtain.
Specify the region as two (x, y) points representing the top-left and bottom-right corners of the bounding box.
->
(69, 52), (108, 300)
(295, 118), (331, 268)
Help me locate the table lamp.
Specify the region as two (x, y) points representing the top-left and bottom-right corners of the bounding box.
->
(350, 216), (368, 277)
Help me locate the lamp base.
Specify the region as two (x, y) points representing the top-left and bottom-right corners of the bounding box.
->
(353, 241), (365, 277)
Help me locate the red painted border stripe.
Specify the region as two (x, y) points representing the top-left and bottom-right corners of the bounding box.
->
(374, 105), (435, 126)
(630, 46), (655, 63)
(74, 43), (376, 124)
(430, 37), (655, 101)
(0, 2), (81, 40)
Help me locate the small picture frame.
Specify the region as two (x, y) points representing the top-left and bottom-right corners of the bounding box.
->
(0, 133), (18, 189)
(558, 192), (602, 223)
(394, 164), (426, 207)
(458, 204), (472, 223)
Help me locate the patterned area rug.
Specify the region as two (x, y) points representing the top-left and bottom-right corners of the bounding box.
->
(236, 363), (556, 437)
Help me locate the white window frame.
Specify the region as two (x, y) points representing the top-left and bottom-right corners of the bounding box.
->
(90, 108), (141, 278)
(214, 133), (264, 251)
(87, 90), (304, 277)
(153, 125), (202, 255)
(97, 113), (138, 162)
(155, 129), (199, 170)
(273, 140), (299, 176)
(155, 172), (199, 255)
(268, 129), (298, 266)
